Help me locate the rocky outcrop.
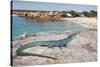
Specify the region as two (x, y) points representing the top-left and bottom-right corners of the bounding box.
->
(14, 11), (64, 21)
(17, 32), (28, 40)
(12, 30), (97, 66)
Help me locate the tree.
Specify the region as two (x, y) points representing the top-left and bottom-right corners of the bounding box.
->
(82, 11), (90, 17)
(82, 10), (97, 17)
(68, 10), (80, 17)
(89, 10), (97, 17)
(61, 11), (67, 17)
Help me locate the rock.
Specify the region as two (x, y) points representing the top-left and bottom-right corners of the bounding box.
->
(17, 32), (28, 40)
(12, 30), (97, 65)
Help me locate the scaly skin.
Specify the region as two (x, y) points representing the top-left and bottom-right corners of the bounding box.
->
(16, 30), (80, 60)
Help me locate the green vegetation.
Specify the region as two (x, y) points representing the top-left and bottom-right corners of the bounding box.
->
(82, 10), (97, 17)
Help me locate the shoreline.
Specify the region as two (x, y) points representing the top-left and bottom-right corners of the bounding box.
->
(63, 17), (97, 29)
(12, 15), (97, 29)
(12, 16), (97, 41)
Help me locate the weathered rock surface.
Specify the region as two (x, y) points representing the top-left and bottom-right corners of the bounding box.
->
(12, 30), (97, 66)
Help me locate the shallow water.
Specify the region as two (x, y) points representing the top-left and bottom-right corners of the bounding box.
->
(12, 16), (84, 39)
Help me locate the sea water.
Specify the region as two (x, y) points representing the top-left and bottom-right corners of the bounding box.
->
(12, 16), (84, 39)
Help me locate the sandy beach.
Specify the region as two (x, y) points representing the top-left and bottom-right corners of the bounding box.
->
(63, 17), (97, 29)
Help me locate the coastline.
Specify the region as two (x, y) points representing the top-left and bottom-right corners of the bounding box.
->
(12, 15), (97, 29)
(12, 16), (97, 66)
(63, 17), (97, 29)
(11, 1), (97, 66)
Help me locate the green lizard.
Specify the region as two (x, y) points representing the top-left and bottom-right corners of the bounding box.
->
(15, 30), (81, 60)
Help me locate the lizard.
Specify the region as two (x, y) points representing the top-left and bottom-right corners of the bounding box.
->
(15, 29), (82, 60)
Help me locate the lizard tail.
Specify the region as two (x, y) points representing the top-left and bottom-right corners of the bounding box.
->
(16, 52), (57, 60)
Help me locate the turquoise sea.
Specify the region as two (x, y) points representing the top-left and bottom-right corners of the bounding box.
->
(12, 16), (84, 39)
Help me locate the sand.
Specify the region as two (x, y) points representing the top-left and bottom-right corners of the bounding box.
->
(63, 17), (97, 29)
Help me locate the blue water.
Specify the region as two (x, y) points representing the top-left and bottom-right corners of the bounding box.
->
(12, 16), (83, 39)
